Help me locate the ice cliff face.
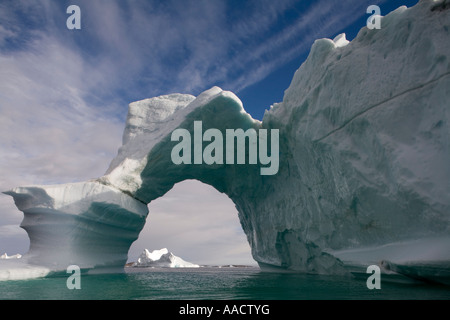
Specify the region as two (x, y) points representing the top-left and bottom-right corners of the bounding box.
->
(254, 1), (450, 271)
(3, 1), (450, 278)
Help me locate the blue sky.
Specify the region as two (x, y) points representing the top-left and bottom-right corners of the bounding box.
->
(0, 0), (418, 265)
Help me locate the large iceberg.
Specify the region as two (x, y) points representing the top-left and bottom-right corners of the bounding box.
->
(2, 0), (450, 282)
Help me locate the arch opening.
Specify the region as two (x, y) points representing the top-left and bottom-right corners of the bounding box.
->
(128, 179), (255, 266)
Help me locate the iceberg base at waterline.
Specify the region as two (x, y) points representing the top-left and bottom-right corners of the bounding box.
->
(328, 237), (450, 285)
(0, 258), (51, 281)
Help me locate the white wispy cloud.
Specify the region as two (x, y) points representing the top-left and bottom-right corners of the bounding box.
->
(224, 0), (387, 92)
(0, 34), (124, 184)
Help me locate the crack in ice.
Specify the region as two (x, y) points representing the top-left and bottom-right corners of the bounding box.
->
(314, 71), (450, 143)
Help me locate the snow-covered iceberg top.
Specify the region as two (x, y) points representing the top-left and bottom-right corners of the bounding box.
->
(132, 248), (200, 268)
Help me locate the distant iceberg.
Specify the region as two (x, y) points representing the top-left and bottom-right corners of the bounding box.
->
(0, 253), (22, 259)
(131, 248), (200, 268)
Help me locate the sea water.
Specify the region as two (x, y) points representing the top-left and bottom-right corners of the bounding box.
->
(0, 267), (449, 300)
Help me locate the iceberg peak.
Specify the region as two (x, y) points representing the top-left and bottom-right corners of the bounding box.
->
(332, 33), (349, 48)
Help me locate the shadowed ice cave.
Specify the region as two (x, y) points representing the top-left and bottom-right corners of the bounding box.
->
(3, 1), (450, 283)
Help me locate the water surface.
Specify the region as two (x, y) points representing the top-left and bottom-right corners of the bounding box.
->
(0, 267), (449, 300)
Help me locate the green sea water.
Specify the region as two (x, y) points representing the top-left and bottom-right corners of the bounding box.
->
(0, 267), (449, 300)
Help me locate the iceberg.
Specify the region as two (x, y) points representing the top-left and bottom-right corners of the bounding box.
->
(131, 248), (200, 268)
(0, 253), (22, 259)
(2, 0), (450, 282)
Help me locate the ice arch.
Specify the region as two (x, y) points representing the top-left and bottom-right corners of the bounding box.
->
(4, 87), (290, 272)
(4, 1), (450, 279)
